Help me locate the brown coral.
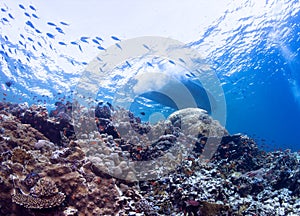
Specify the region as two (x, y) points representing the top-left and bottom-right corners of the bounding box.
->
(30, 178), (59, 198)
(11, 147), (33, 164)
(12, 189), (65, 209)
(12, 177), (66, 209)
(198, 201), (231, 216)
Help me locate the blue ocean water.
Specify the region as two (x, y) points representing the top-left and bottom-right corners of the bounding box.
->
(1, 1), (300, 151)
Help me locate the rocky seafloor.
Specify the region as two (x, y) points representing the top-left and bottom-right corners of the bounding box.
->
(0, 101), (299, 216)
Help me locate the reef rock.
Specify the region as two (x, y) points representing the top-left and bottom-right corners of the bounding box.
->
(168, 108), (228, 138)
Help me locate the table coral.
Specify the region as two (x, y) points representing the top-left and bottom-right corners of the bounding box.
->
(12, 177), (65, 209)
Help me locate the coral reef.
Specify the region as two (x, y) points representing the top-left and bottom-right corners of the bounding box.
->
(0, 102), (299, 215)
(0, 102), (74, 145)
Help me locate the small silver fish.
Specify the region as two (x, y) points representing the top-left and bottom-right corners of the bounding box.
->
(29, 5), (36, 11)
(78, 45), (83, 52)
(32, 14), (39, 19)
(115, 43), (122, 50)
(8, 13), (14, 19)
(60, 21), (69, 26)
(97, 46), (105, 50)
(47, 22), (56, 26)
(111, 36), (121, 41)
(58, 41), (67, 46)
(26, 20), (35, 29)
(46, 33), (55, 39)
(55, 27), (64, 34)
(92, 39), (100, 45)
(169, 60), (175, 65)
(80, 37), (89, 43)
(19, 4), (25, 10)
